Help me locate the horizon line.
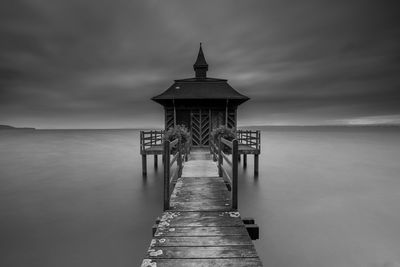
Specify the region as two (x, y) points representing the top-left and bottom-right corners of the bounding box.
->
(8, 123), (400, 130)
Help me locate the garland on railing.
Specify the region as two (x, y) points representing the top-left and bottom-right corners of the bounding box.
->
(211, 125), (236, 154)
(164, 125), (190, 153)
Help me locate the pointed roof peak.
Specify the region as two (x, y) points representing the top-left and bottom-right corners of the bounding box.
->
(193, 43), (208, 78)
(194, 43), (208, 66)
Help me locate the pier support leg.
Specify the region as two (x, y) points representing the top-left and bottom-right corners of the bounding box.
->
(154, 155), (158, 168)
(142, 154), (147, 175)
(243, 154), (247, 168)
(254, 154), (259, 176)
(238, 154), (241, 162)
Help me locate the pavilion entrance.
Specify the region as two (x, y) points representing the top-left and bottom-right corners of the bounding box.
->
(190, 109), (210, 147)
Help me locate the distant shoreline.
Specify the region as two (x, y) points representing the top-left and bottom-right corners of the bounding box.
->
(0, 125), (35, 130)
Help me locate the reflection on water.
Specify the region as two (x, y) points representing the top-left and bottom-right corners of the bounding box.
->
(1, 127), (400, 267)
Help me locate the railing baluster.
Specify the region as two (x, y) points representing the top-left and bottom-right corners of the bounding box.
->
(218, 136), (222, 177)
(163, 140), (170, 211)
(232, 139), (238, 210)
(178, 139), (182, 177)
(163, 138), (183, 210)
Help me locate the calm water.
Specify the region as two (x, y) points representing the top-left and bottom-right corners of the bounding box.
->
(1, 127), (400, 267)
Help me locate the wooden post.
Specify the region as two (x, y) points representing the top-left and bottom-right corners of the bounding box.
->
(225, 100), (228, 126)
(208, 109), (211, 146)
(154, 155), (158, 168)
(142, 155), (147, 175)
(232, 139), (238, 210)
(218, 136), (222, 177)
(140, 131), (144, 154)
(163, 140), (170, 211)
(140, 131), (146, 175)
(185, 143), (188, 162)
(243, 154), (247, 168)
(254, 154), (259, 176)
(178, 140), (182, 177)
(212, 141), (216, 161)
(173, 100), (176, 127)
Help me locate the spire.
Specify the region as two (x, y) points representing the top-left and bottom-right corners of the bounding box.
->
(193, 43), (208, 78)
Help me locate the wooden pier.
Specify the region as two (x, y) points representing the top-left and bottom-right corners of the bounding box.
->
(141, 138), (262, 267)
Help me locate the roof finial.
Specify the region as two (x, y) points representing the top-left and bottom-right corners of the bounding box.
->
(193, 43), (208, 78)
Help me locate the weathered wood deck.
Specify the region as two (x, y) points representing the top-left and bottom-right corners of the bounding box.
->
(141, 150), (262, 267)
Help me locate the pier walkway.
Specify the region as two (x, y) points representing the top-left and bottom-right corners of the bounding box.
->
(141, 149), (262, 267)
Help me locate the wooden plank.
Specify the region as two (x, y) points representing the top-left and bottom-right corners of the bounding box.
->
(149, 235), (253, 247)
(181, 160), (219, 177)
(172, 191), (230, 199)
(172, 192), (230, 201)
(154, 226), (249, 237)
(142, 258), (263, 267)
(174, 189), (228, 195)
(144, 146), (164, 155)
(238, 144), (260, 154)
(157, 211), (243, 227)
(170, 204), (231, 212)
(220, 137), (233, 148)
(171, 194), (230, 202)
(173, 185), (229, 191)
(145, 245), (259, 259)
(172, 181), (228, 191)
(220, 165), (232, 185)
(174, 177), (226, 184)
(173, 185), (229, 194)
(221, 150), (232, 166)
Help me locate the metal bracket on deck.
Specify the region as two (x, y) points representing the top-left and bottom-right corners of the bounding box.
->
(242, 217), (259, 240)
(152, 217), (161, 237)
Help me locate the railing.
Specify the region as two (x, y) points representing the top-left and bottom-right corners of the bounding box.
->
(237, 130), (261, 151)
(183, 137), (191, 162)
(217, 136), (238, 210)
(163, 138), (184, 211)
(140, 130), (164, 154)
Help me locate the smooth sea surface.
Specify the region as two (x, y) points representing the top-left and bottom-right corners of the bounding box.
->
(1, 127), (400, 267)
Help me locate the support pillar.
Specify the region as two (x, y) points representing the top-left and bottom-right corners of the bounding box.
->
(142, 155), (147, 175)
(243, 154), (247, 168)
(154, 155), (158, 168)
(254, 154), (259, 175)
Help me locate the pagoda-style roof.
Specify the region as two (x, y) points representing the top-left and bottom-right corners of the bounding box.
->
(152, 45), (250, 106)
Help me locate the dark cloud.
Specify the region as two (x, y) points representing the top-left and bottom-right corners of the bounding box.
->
(0, 0), (399, 128)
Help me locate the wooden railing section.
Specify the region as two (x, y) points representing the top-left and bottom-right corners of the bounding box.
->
(140, 130), (164, 175)
(210, 129), (261, 175)
(163, 138), (184, 211)
(217, 137), (239, 210)
(237, 129), (261, 151)
(140, 130), (164, 154)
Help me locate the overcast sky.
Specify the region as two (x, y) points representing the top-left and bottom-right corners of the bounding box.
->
(1, 0), (399, 128)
